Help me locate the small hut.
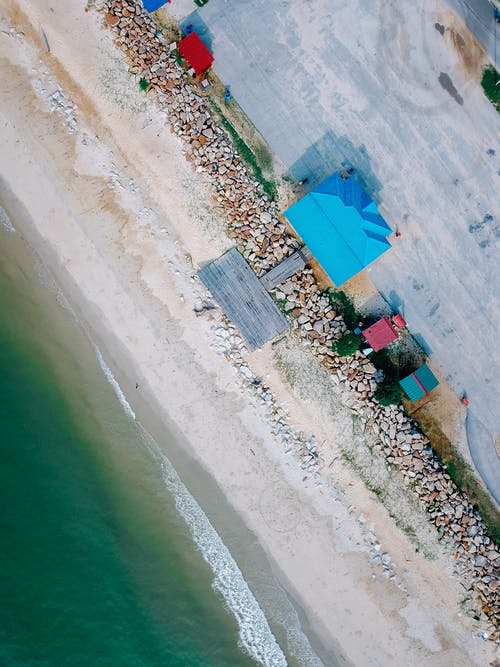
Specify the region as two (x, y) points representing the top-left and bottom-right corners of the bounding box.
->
(178, 32), (214, 76)
(399, 364), (439, 401)
(392, 313), (407, 329)
(362, 316), (399, 352)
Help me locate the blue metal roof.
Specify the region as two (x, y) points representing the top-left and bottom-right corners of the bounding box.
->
(284, 173), (392, 285)
(142, 0), (167, 12)
(400, 364), (439, 402)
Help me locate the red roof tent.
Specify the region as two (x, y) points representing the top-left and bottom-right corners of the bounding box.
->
(392, 313), (407, 329)
(178, 32), (214, 76)
(362, 316), (399, 352)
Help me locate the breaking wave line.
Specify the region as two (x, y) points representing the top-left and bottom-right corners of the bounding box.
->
(141, 432), (288, 667)
(94, 347), (289, 665)
(95, 347), (136, 420)
(0, 206), (16, 232)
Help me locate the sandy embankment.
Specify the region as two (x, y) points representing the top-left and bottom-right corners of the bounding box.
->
(0, 1), (496, 665)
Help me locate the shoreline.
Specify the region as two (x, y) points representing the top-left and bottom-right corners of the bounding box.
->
(0, 1), (496, 665)
(0, 184), (331, 667)
(0, 205), (277, 667)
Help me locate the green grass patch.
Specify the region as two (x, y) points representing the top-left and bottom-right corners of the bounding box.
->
(370, 348), (401, 379)
(254, 143), (275, 173)
(325, 287), (360, 330)
(139, 77), (149, 92)
(374, 377), (402, 406)
(445, 460), (468, 494)
(370, 345), (419, 384)
(173, 48), (183, 66)
(481, 65), (500, 113)
(331, 332), (360, 357)
(207, 97), (277, 200)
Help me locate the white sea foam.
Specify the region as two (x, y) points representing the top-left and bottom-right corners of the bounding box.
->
(0, 206), (15, 232)
(95, 347), (136, 420)
(93, 349), (317, 665)
(154, 447), (288, 667)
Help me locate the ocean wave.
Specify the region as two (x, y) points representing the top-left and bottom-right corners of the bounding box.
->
(95, 347), (136, 420)
(93, 348), (317, 665)
(0, 206), (16, 232)
(154, 447), (288, 667)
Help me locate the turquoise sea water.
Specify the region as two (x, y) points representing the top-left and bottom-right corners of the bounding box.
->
(0, 221), (266, 666)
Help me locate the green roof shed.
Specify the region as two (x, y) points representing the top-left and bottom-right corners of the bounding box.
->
(399, 364), (439, 402)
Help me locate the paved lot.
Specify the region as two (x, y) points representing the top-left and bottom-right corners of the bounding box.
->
(447, 0), (500, 65)
(172, 0), (500, 502)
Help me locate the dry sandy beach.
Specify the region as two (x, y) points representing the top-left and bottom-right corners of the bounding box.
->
(0, 1), (497, 665)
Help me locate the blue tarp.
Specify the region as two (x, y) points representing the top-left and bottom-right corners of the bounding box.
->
(142, 0), (167, 12)
(284, 173), (392, 285)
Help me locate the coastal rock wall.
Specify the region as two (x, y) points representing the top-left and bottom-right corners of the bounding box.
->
(91, 0), (499, 640)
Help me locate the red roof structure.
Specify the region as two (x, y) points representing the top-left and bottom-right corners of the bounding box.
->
(362, 316), (399, 352)
(392, 313), (407, 329)
(178, 32), (214, 76)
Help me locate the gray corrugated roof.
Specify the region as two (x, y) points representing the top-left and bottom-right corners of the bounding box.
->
(199, 248), (289, 350)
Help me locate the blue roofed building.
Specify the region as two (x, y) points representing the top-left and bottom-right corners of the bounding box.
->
(142, 0), (168, 12)
(284, 173), (392, 286)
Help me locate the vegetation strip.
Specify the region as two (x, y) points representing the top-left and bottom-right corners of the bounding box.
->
(207, 97), (277, 201)
(481, 65), (500, 113)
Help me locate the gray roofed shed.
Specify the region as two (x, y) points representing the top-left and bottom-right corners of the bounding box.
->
(199, 248), (289, 350)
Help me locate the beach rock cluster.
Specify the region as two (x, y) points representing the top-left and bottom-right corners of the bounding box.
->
(47, 90), (78, 133)
(273, 271), (346, 343)
(274, 273), (499, 632)
(94, 0), (499, 638)
(374, 417), (499, 620)
(92, 0), (297, 276)
(209, 320), (322, 483)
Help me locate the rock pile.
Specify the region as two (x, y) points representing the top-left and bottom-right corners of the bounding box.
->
(31, 69), (79, 134)
(92, 0), (297, 276)
(93, 0), (499, 638)
(273, 273), (499, 633)
(47, 89), (78, 133)
(210, 321), (322, 484)
(375, 417), (499, 623)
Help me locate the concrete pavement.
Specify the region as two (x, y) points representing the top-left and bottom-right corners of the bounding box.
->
(466, 412), (500, 505)
(447, 0), (500, 66)
(170, 0), (500, 501)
